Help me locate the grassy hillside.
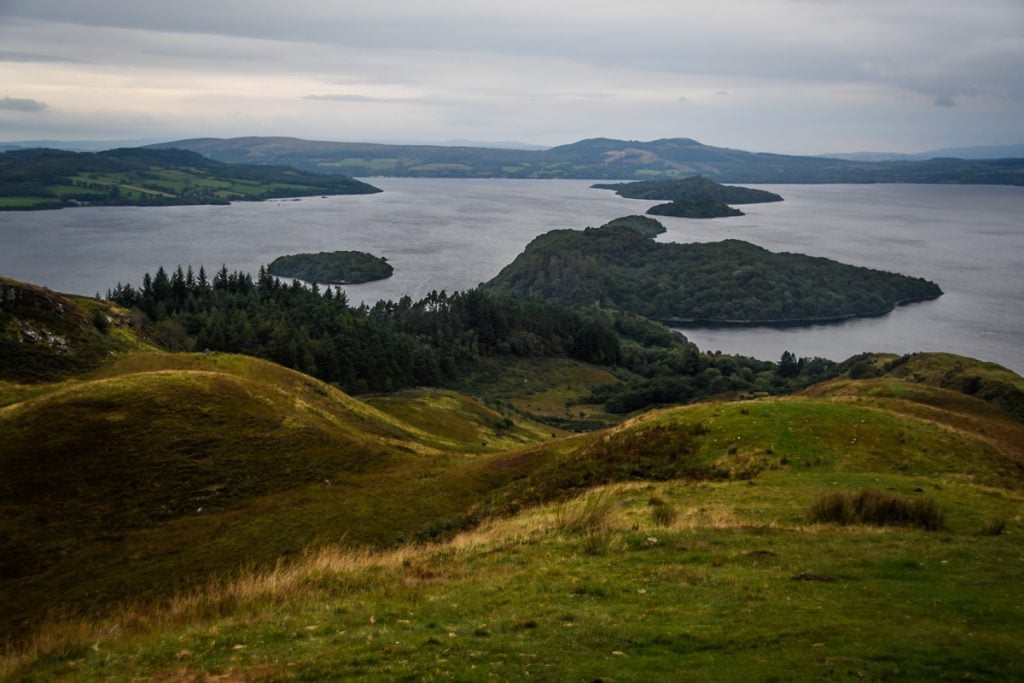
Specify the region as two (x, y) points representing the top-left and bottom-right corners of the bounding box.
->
(0, 277), (144, 382)
(3, 340), (1022, 647)
(5, 376), (1022, 678)
(2, 275), (1023, 678)
(0, 147), (380, 210)
(0, 348), (580, 639)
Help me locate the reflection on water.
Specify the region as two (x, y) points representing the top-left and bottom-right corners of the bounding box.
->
(0, 179), (1021, 372)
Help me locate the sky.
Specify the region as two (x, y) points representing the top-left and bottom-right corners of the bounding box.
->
(1, 0), (1022, 154)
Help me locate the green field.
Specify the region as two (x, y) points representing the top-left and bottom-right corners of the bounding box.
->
(0, 196), (62, 209)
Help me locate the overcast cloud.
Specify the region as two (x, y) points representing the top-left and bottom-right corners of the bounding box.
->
(0, 0), (1021, 152)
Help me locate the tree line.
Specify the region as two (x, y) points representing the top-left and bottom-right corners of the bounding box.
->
(107, 265), (622, 393)
(107, 264), (840, 412)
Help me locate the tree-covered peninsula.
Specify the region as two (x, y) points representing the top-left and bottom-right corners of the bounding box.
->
(0, 147), (380, 210)
(268, 250), (393, 285)
(593, 175), (783, 219)
(483, 218), (942, 324)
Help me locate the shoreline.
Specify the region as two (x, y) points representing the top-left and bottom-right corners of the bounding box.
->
(660, 292), (943, 329)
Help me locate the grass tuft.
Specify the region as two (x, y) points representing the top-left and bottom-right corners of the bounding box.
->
(557, 491), (618, 555)
(807, 488), (946, 530)
(648, 496), (678, 527)
(978, 516), (1008, 536)
(557, 491), (617, 536)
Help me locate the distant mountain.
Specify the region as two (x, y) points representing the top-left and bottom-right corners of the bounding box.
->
(0, 138), (169, 152)
(148, 136), (1024, 185)
(821, 143), (1024, 162)
(0, 147), (380, 210)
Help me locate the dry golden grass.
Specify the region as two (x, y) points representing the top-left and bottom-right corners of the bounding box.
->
(1, 504), (563, 676)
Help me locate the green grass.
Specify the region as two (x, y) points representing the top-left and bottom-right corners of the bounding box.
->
(365, 388), (562, 452)
(2, 288), (1023, 681)
(5, 478), (1022, 680)
(451, 357), (623, 430)
(0, 196), (59, 208)
(3, 347), (1022, 645)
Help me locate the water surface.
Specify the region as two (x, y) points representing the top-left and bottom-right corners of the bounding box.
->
(1, 179), (1021, 372)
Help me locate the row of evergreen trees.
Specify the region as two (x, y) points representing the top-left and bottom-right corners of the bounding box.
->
(108, 265), (623, 393)
(107, 264), (839, 409)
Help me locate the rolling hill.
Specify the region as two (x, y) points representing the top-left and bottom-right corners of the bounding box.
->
(2, 276), (1022, 679)
(0, 147), (380, 210)
(147, 135), (1024, 184)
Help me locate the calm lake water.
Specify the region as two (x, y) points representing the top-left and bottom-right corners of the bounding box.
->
(1, 179), (1021, 372)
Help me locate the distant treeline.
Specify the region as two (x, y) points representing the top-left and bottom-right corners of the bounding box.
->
(108, 266), (843, 411)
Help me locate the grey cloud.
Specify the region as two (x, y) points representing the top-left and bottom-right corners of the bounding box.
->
(0, 50), (83, 63)
(552, 92), (615, 100)
(0, 97), (47, 112)
(305, 94), (412, 104)
(5, 0), (1021, 102)
(1, 0), (1021, 152)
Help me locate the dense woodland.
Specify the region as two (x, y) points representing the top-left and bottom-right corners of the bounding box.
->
(107, 266), (839, 413)
(592, 176), (784, 204)
(593, 176), (781, 219)
(646, 199), (744, 218)
(484, 221), (942, 322)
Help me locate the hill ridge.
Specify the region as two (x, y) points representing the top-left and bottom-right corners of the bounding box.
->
(147, 135), (1024, 184)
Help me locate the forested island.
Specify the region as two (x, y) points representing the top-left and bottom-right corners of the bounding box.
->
(0, 147), (380, 210)
(593, 176), (783, 218)
(646, 199), (744, 218)
(483, 217), (942, 323)
(268, 250), (393, 284)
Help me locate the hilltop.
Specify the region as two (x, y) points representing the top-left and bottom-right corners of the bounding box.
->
(147, 135), (1024, 184)
(483, 218), (942, 324)
(0, 147), (380, 210)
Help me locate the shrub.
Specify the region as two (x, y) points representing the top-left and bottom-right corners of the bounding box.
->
(557, 492), (619, 555)
(807, 488), (945, 530)
(91, 308), (110, 333)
